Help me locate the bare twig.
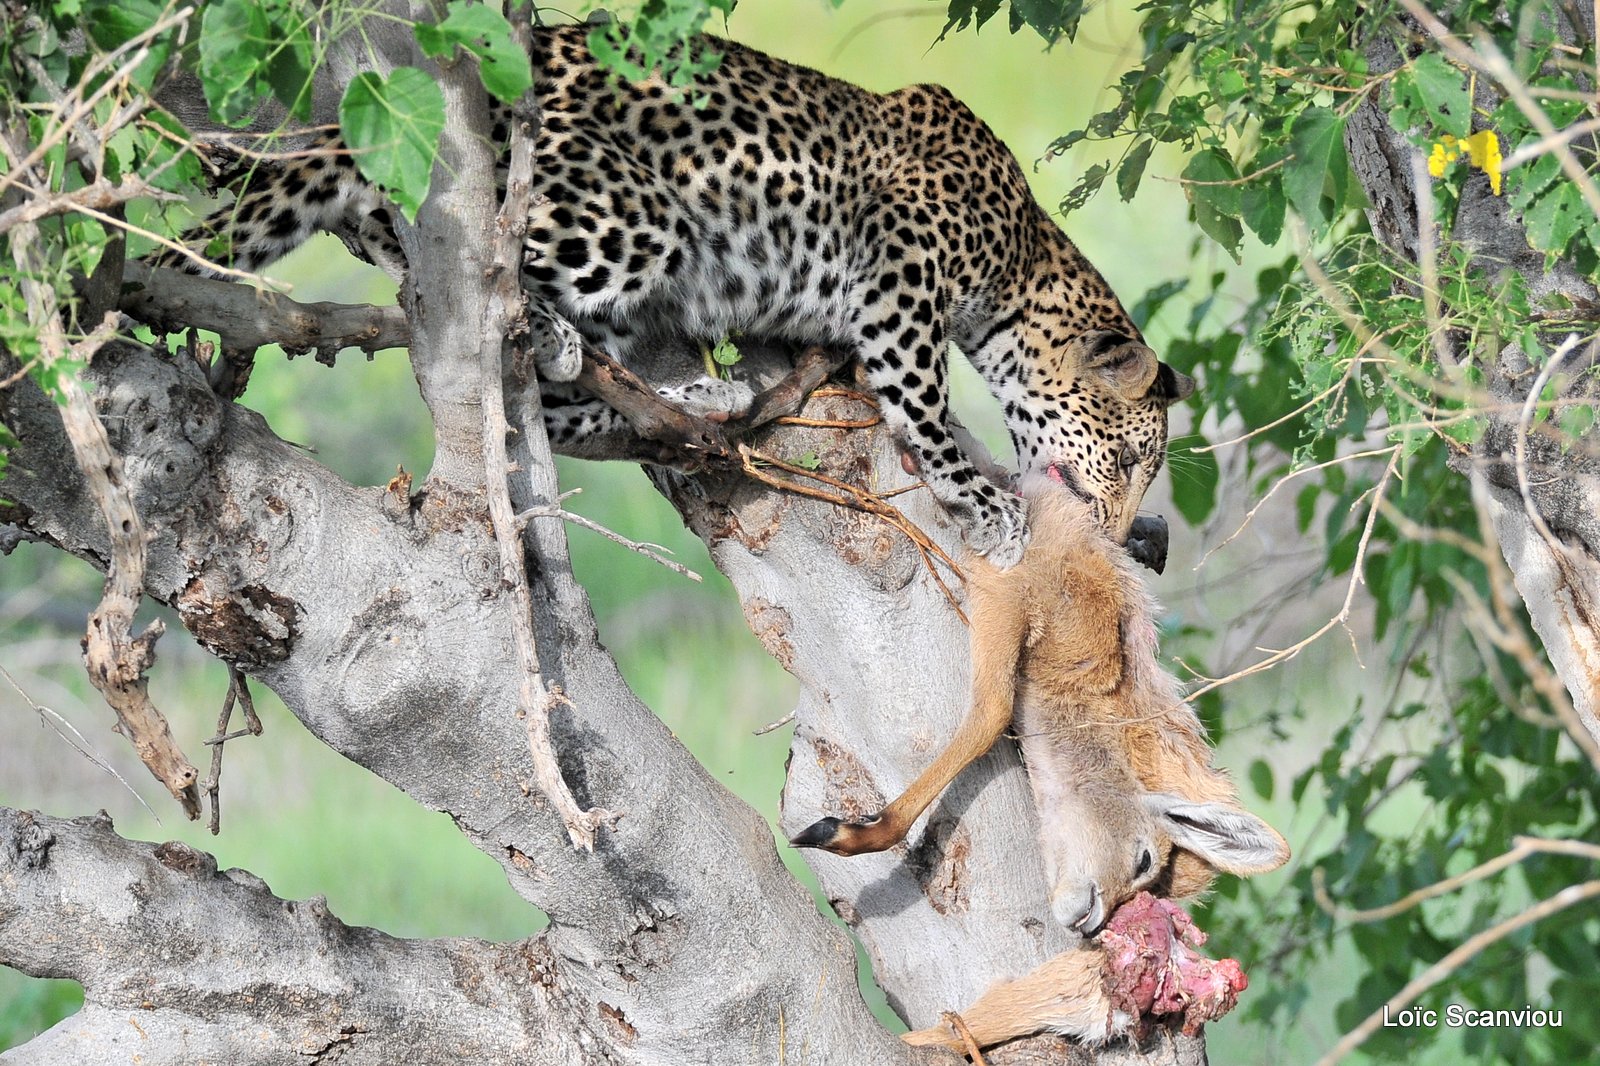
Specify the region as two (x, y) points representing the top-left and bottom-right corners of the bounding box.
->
(1187, 446), (1401, 700)
(738, 444), (968, 622)
(0, 176), (181, 236)
(517, 503), (703, 582)
(1195, 446), (1397, 567)
(942, 1011), (990, 1066)
(1503, 115), (1600, 169)
(203, 666), (263, 835)
(752, 711), (796, 736)
(1, 5), (197, 194)
(1312, 834), (1600, 924)
(0, 661), (159, 820)
(1513, 334), (1582, 559)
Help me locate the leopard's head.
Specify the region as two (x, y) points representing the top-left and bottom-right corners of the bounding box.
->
(1010, 329), (1194, 561)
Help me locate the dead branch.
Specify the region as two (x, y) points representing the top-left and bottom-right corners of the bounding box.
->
(0, 661), (157, 819)
(516, 498), (703, 582)
(203, 666), (262, 835)
(945, 1011), (991, 1066)
(740, 346), (852, 426)
(574, 345), (737, 465)
(1186, 446), (1401, 700)
(477, 43), (618, 852)
(0, 176), (181, 236)
(116, 262), (410, 360)
(3, 121), (201, 816)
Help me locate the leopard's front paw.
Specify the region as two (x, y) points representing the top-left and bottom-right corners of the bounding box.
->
(527, 303), (584, 383)
(658, 375), (754, 422)
(962, 488), (1028, 568)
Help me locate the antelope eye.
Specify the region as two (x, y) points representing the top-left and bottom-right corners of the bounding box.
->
(1135, 848), (1153, 878)
(1118, 443), (1138, 472)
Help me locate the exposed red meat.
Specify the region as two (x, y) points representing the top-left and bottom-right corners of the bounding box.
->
(1098, 891), (1249, 1037)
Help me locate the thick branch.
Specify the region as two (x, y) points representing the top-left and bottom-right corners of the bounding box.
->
(115, 261), (409, 360)
(0, 807), (617, 1065)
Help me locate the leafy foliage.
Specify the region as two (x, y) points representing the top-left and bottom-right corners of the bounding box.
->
(416, 2), (535, 104)
(584, 0), (736, 91)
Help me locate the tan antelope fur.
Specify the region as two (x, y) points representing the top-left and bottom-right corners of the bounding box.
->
(792, 481), (1289, 1045)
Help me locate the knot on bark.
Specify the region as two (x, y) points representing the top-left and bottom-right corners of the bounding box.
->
(4, 810), (56, 870)
(90, 341), (225, 518)
(178, 572), (300, 667)
(153, 839), (218, 877)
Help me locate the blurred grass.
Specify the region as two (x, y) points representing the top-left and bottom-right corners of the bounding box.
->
(0, 1), (1379, 1061)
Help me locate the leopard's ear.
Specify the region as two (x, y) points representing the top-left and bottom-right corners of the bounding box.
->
(1074, 330), (1159, 402)
(1153, 361), (1196, 407)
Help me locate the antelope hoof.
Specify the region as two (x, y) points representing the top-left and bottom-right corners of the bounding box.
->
(789, 813), (893, 855)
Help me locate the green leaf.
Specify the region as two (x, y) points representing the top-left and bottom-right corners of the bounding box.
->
(199, 0), (272, 125)
(1116, 140), (1154, 202)
(1007, 0), (1086, 44)
(1180, 147), (1244, 257)
(1241, 175), (1286, 245)
(1295, 483), (1318, 533)
(1249, 759), (1274, 800)
(416, 2), (534, 104)
(1182, 146), (1240, 215)
(1284, 107), (1349, 227)
(198, 0), (313, 124)
(1193, 200), (1243, 260)
(1410, 53), (1471, 139)
(1061, 162), (1108, 212)
(1508, 150), (1561, 213)
(1558, 402), (1595, 448)
(1130, 279), (1187, 331)
(83, 0), (171, 89)
(339, 68), (447, 223)
(1522, 182), (1583, 255)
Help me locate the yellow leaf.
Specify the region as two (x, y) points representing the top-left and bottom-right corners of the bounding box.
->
(1463, 129), (1502, 195)
(1428, 142), (1449, 178)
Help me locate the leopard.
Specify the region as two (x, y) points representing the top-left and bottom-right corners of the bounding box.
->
(154, 23), (1195, 568)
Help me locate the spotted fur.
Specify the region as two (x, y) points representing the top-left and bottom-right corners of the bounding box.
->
(155, 25), (1194, 566)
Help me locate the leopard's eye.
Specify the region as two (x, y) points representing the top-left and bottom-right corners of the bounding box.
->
(1118, 443), (1138, 473)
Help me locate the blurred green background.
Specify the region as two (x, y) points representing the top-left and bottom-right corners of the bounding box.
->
(0, 2), (1457, 1062)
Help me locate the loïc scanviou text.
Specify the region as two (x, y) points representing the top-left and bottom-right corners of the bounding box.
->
(1382, 1005), (1563, 1029)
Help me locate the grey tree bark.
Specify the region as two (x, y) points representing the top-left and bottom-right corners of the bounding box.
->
(1349, 21), (1600, 758)
(0, 16), (1213, 1066)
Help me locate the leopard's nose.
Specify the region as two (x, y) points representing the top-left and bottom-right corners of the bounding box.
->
(1126, 514), (1168, 574)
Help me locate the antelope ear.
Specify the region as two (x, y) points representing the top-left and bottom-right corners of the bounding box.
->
(1144, 793), (1290, 875)
(1075, 330), (1160, 402)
